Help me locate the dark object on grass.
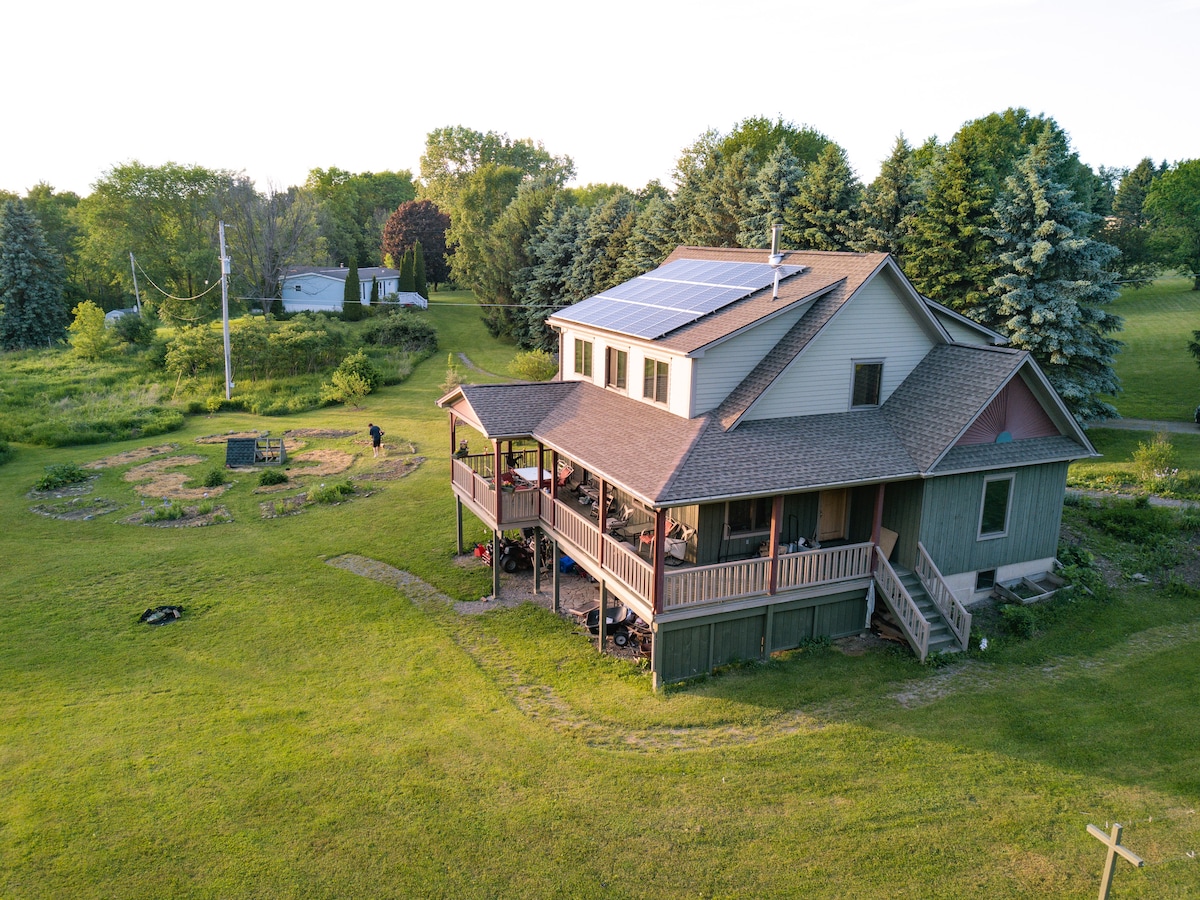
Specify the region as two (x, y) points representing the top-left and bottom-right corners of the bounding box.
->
(140, 606), (182, 625)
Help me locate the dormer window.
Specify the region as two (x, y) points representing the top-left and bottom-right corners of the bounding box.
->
(606, 348), (627, 390)
(574, 339), (593, 378)
(643, 358), (668, 404)
(851, 360), (883, 408)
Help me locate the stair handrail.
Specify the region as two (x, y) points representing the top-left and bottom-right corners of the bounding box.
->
(873, 547), (930, 662)
(915, 542), (972, 651)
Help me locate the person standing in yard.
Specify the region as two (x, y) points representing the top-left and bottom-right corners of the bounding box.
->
(369, 423), (384, 458)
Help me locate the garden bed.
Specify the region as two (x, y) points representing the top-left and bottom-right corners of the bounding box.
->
(994, 570), (1065, 604)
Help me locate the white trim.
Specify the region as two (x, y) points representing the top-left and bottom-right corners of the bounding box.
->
(977, 473), (1015, 540)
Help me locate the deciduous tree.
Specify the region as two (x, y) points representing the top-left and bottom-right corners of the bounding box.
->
(380, 200), (450, 290)
(1145, 159), (1200, 290)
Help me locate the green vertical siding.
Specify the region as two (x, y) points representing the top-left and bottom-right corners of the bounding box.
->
(848, 485), (876, 541)
(919, 462), (1068, 576)
(881, 479), (924, 568)
(656, 588), (868, 683)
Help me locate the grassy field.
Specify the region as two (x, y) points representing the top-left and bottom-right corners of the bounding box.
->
(2, 291), (1199, 898)
(1105, 275), (1200, 421)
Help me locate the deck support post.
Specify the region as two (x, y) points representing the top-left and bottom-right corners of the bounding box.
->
(871, 483), (886, 571)
(598, 579), (608, 651)
(493, 441), (504, 528)
(533, 526), (542, 594)
(455, 497), (464, 555)
(768, 494), (783, 595)
(597, 479), (607, 569)
(552, 541), (561, 614)
(491, 531), (501, 599)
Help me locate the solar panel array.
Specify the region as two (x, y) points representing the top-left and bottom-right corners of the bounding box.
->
(554, 259), (805, 340)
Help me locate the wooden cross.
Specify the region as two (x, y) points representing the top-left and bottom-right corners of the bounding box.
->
(1087, 823), (1144, 900)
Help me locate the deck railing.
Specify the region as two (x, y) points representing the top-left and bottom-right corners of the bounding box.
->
(916, 542), (971, 650)
(873, 548), (930, 662)
(601, 533), (654, 599)
(451, 458), (495, 518)
(552, 497), (600, 560)
(777, 542), (873, 591)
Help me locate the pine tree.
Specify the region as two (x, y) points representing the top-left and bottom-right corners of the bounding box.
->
(399, 249), (416, 293)
(342, 258), (362, 320)
(852, 135), (921, 256)
(903, 138), (998, 318)
(986, 129), (1122, 421)
(737, 140), (805, 248)
(782, 143), (861, 251)
(0, 199), (68, 350)
(412, 239), (428, 298)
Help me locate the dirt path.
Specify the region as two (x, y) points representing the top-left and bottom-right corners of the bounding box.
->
(326, 555), (1200, 749)
(456, 352), (509, 381)
(1093, 417), (1200, 435)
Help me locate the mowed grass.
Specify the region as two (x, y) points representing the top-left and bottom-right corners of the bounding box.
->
(2, 296), (1199, 898)
(1106, 275), (1200, 420)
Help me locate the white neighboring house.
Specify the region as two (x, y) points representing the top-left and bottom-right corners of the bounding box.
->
(280, 266), (427, 312)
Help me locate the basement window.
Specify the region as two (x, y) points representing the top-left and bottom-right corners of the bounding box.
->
(975, 569), (996, 592)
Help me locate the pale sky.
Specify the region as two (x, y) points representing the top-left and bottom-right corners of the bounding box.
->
(3, 0), (1197, 199)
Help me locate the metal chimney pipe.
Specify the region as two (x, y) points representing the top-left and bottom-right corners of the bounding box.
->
(769, 224), (784, 299)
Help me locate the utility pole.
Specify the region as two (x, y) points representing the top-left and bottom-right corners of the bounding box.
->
(129, 252), (141, 314)
(219, 221), (233, 400)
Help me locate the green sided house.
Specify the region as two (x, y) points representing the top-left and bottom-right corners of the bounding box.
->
(437, 240), (1096, 687)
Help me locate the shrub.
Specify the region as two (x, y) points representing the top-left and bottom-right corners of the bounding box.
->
(202, 468), (225, 488)
(320, 349), (380, 408)
(361, 311), (438, 352)
(441, 353), (463, 393)
(259, 468), (289, 486)
(1132, 432), (1178, 493)
(308, 480), (355, 503)
(143, 501), (186, 522)
(999, 604), (1036, 639)
(508, 349), (558, 382)
(112, 310), (158, 347)
(68, 301), (114, 361)
(34, 462), (90, 491)
(0, 440), (12, 466)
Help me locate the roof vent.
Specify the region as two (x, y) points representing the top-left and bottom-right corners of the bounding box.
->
(769, 224), (784, 299)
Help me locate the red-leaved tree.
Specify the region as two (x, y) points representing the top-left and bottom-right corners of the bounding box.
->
(381, 200), (451, 291)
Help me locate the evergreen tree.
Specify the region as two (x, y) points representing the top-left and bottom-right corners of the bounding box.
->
(412, 239), (428, 298)
(369, 275), (379, 304)
(342, 258), (362, 320)
(737, 140), (805, 248)
(0, 199), (68, 350)
(513, 198), (588, 350)
(614, 194), (680, 282)
(399, 249), (416, 293)
(903, 135), (998, 318)
(986, 130), (1122, 421)
(1101, 158), (1166, 286)
(852, 135), (921, 256)
(782, 143), (861, 251)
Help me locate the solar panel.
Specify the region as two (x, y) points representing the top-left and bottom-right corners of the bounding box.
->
(554, 259), (807, 340)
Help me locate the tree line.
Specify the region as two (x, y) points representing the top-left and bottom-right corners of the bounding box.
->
(2, 110), (1199, 421)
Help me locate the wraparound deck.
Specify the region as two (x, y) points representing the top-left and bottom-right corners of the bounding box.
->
(450, 455), (875, 616)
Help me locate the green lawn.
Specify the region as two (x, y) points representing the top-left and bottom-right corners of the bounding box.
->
(1, 298), (1198, 898)
(1106, 275), (1200, 420)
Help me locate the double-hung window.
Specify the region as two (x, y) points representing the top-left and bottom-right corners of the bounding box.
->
(851, 360), (883, 408)
(643, 358), (668, 404)
(574, 339), (593, 378)
(978, 475), (1013, 539)
(606, 348), (627, 390)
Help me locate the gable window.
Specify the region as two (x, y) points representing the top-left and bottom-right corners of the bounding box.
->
(606, 348), (627, 390)
(643, 358), (669, 404)
(726, 497), (773, 535)
(851, 360), (883, 408)
(978, 475), (1014, 539)
(574, 339), (593, 378)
